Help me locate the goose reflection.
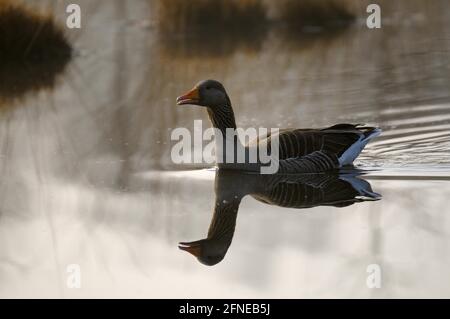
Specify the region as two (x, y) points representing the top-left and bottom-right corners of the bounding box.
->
(179, 170), (380, 266)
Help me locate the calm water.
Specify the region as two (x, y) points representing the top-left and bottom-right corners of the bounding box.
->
(0, 0), (449, 298)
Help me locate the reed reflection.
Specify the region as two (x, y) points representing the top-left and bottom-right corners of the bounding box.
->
(156, 0), (268, 58)
(179, 169), (381, 266)
(154, 0), (356, 58)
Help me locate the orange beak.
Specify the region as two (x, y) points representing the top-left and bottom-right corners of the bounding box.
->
(178, 241), (202, 257)
(176, 87), (200, 105)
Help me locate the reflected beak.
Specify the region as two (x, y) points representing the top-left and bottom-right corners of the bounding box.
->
(178, 241), (202, 257)
(176, 87), (200, 105)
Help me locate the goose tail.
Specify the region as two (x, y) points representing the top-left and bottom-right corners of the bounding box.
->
(340, 175), (382, 200)
(338, 126), (381, 166)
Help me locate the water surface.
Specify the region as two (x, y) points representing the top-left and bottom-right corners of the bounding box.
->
(0, 0), (449, 298)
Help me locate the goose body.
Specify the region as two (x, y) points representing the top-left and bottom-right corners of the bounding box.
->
(177, 80), (380, 173)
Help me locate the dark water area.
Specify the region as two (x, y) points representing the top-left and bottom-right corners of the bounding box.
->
(0, 0), (449, 297)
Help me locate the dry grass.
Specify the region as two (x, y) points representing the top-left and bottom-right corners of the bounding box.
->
(0, 0), (72, 100)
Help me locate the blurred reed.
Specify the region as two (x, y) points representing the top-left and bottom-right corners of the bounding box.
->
(156, 0), (267, 34)
(155, 0), (268, 57)
(273, 0), (355, 31)
(155, 0), (356, 57)
(0, 0), (72, 101)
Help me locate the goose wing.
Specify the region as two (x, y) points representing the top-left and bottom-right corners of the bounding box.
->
(251, 124), (377, 160)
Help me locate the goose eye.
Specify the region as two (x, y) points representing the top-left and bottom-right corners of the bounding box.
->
(206, 86), (211, 90)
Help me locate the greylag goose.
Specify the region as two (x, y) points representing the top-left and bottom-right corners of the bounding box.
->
(176, 80), (381, 173)
(179, 169), (380, 266)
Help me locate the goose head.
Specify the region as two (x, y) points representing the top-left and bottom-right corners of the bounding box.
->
(176, 79), (230, 108)
(178, 238), (229, 266)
